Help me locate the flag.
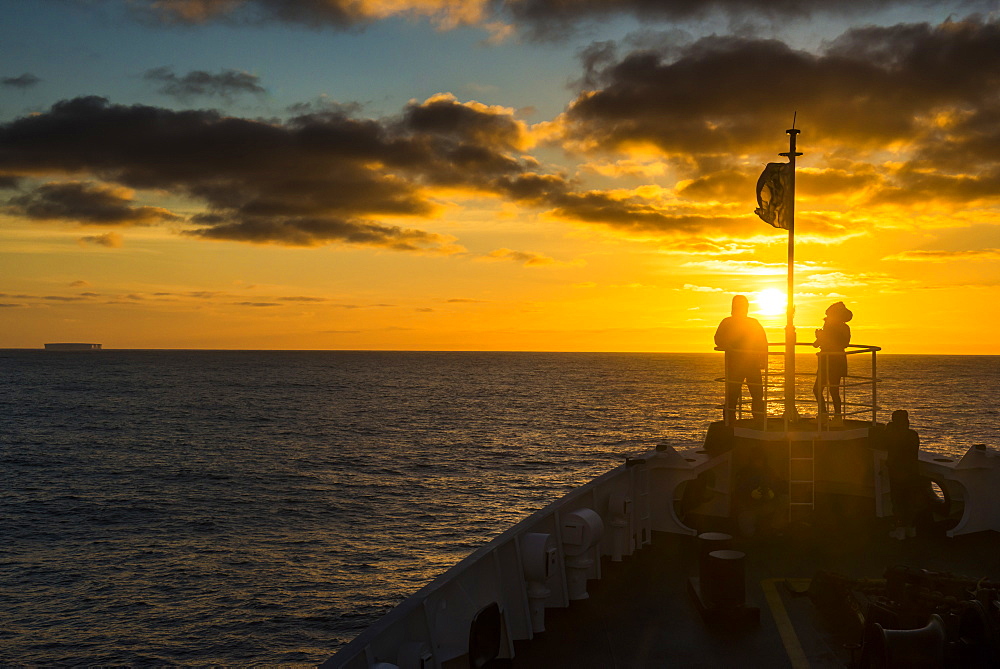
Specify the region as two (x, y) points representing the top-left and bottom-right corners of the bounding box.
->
(754, 162), (792, 229)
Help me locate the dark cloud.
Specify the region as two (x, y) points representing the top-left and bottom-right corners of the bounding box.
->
(910, 103), (1000, 170)
(44, 295), (87, 301)
(873, 100), (1000, 206)
(670, 161), (886, 211)
(867, 167), (1000, 206)
(563, 37), (894, 156)
(285, 98), (363, 116)
(2, 73), (41, 89)
(796, 168), (882, 199)
(402, 95), (526, 153)
(6, 181), (180, 225)
(545, 191), (746, 233)
(676, 169), (751, 201)
(480, 170), (732, 236)
(0, 61), (916, 247)
(0, 95), (500, 248)
(0, 175), (21, 189)
(136, 0), (359, 27)
(78, 232), (124, 247)
(185, 215), (453, 249)
(143, 67), (266, 101)
(561, 16), (1000, 207)
(503, 0), (943, 37)
(483, 248), (560, 266)
(0, 93), (677, 245)
(825, 19), (1000, 204)
(568, 17), (1000, 151)
(127, 0), (973, 37)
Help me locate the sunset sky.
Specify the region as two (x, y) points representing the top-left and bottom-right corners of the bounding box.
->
(2, 0), (999, 352)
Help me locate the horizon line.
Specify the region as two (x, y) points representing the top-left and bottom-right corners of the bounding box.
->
(4, 347), (997, 356)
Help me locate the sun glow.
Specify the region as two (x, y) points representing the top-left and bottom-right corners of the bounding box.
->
(755, 288), (787, 317)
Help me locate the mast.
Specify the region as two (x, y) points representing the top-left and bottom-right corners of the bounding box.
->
(780, 126), (801, 422)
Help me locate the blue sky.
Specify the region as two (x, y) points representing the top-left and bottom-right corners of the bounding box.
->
(4, 1), (972, 122)
(3, 1), (606, 120)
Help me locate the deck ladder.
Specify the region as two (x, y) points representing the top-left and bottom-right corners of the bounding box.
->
(788, 439), (816, 523)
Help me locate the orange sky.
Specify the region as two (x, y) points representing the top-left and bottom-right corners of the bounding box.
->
(2, 6), (999, 353)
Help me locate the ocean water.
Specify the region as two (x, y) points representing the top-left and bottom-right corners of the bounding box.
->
(1, 350), (997, 664)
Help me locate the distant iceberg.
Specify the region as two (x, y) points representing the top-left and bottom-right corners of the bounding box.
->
(43, 343), (102, 351)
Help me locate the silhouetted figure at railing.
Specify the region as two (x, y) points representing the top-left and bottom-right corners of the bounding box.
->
(813, 301), (852, 423)
(715, 295), (768, 423)
(884, 410), (920, 540)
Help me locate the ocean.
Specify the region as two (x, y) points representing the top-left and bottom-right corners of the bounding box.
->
(2, 350), (997, 664)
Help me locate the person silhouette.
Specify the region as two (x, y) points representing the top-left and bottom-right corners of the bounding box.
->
(884, 409), (920, 540)
(813, 301), (852, 423)
(715, 295), (768, 424)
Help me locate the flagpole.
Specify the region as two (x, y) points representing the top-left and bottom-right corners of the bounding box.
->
(780, 126), (801, 422)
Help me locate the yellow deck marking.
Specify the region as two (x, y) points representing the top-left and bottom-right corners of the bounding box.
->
(761, 578), (811, 669)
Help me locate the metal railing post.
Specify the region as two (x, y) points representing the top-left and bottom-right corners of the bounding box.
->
(763, 356), (769, 431)
(871, 349), (878, 425)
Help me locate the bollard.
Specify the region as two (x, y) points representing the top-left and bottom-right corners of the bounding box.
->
(702, 549), (746, 607)
(689, 535), (758, 626)
(697, 532), (733, 580)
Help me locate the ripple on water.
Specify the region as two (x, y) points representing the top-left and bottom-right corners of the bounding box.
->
(0, 350), (997, 664)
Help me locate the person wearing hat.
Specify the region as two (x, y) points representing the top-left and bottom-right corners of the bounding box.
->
(812, 301), (852, 424)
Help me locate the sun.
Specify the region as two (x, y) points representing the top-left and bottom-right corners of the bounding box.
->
(754, 288), (787, 317)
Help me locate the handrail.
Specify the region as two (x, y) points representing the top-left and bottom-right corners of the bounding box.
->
(714, 342), (881, 432)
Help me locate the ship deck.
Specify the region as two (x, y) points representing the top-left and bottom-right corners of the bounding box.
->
(510, 515), (1000, 668)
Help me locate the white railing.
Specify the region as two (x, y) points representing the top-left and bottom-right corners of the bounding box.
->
(324, 459), (654, 668)
(716, 342), (881, 431)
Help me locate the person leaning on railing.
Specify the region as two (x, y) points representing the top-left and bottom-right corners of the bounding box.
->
(715, 295), (768, 423)
(812, 301), (852, 423)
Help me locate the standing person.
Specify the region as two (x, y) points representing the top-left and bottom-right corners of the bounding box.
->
(812, 301), (852, 423)
(715, 295), (769, 424)
(885, 410), (920, 540)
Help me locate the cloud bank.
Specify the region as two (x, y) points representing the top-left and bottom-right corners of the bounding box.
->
(2, 16), (999, 251)
(131, 0), (984, 37)
(559, 16), (1000, 207)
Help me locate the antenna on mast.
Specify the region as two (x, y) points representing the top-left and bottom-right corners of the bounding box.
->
(753, 122), (803, 423)
(778, 123), (801, 423)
